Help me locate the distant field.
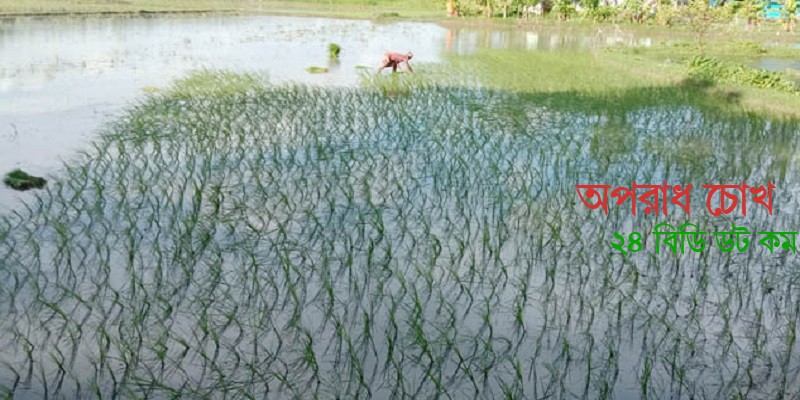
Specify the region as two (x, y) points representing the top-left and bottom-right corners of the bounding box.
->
(0, 0), (442, 18)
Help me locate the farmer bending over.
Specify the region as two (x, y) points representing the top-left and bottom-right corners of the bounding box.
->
(377, 51), (414, 75)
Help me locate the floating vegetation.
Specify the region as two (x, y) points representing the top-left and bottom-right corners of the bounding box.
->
(2, 169), (46, 191)
(328, 42), (341, 59)
(306, 66), (330, 74)
(688, 55), (800, 94)
(1, 70), (800, 398)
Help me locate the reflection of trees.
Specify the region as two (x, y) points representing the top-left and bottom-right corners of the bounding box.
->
(446, 29), (454, 52)
(442, 25), (650, 54)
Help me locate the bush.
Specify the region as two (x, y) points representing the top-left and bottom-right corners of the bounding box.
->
(588, 5), (616, 20)
(580, 0), (600, 9)
(688, 55), (800, 93)
(654, 3), (680, 25)
(685, 0), (724, 52)
(737, 0), (762, 27)
(553, 0), (576, 19)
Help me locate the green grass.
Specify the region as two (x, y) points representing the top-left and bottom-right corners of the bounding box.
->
(2, 169), (46, 191)
(605, 38), (800, 65)
(0, 0), (442, 18)
(437, 45), (800, 118)
(161, 70), (269, 98)
(599, 39), (800, 116)
(688, 55), (800, 94)
(446, 48), (681, 92)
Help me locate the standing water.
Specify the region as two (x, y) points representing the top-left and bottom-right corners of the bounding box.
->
(1, 13), (799, 400)
(0, 15), (656, 207)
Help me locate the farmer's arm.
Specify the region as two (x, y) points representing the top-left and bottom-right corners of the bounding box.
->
(377, 55), (390, 75)
(405, 61), (414, 73)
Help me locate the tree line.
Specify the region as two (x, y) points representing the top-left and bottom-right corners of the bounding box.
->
(445, 0), (798, 30)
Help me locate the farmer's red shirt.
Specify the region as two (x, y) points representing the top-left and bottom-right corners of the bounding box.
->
(386, 52), (410, 63)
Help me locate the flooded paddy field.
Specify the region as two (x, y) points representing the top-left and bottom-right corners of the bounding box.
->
(1, 13), (800, 400)
(0, 14), (663, 206)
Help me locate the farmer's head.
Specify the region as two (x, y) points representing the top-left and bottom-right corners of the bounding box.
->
(406, 51), (413, 59)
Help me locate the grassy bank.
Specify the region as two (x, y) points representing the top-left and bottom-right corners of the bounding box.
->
(432, 43), (800, 118)
(0, 0), (441, 18)
(604, 39), (800, 116)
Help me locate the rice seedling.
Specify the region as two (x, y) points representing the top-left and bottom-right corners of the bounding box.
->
(0, 62), (799, 399)
(328, 43), (341, 59)
(3, 169), (46, 191)
(306, 66), (330, 74)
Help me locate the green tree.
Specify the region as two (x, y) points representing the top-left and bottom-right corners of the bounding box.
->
(580, 0), (600, 8)
(446, 0), (458, 16)
(654, 0), (680, 25)
(686, 0), (720, 52)
(620, 0), (647, 22)
(784, 0), (797, 31)
(497, 0), (516, 17)
(475, 0), (495, 17)
(738, 0), (762, 28)
(554, 0), (574, 19)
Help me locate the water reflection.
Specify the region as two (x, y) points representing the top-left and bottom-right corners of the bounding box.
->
(754, 57), (800, 73)
(442, 25), (654, 55)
